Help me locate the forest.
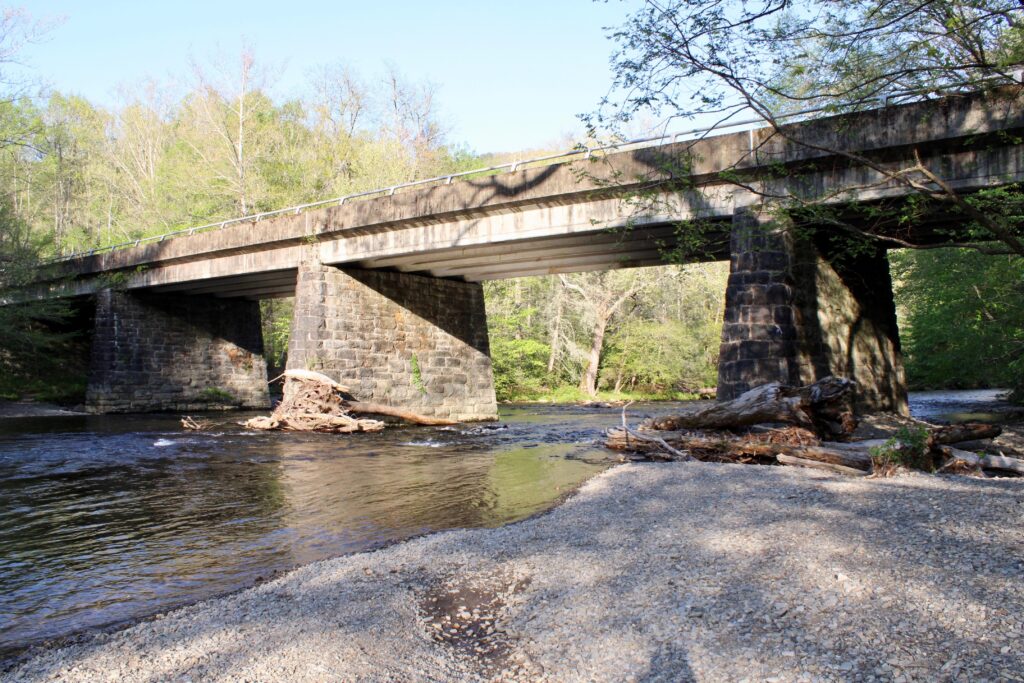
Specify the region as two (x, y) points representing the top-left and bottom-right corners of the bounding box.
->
(0, 7), (1021, 405)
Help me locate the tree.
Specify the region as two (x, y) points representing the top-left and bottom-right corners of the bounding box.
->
(591, 0), (1024, 402)
(892, 247), (1024, 399)
(184, 46), (278, 217)
(38, 93), (110, 252)
(0, 10), (80, 400)
(558, 270), (659, 397)
(592, 0), (1024, 256)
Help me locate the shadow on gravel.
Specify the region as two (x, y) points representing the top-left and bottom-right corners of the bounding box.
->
(554, 466), (1024, 681)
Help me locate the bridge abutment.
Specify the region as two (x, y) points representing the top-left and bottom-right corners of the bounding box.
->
(287, 259), (498, 422)
(86, 290), (270, 413)
(718, 208), (908, 414)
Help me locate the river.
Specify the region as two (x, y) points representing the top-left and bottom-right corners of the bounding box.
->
(0, 391), (1013, 657)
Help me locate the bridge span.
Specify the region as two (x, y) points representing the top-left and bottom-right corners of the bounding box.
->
(24, 87), (1024, 418)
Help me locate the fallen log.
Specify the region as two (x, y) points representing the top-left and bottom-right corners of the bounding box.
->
(928, 423), (1002, 446)
(605, 428), (873, 472)
(244, 375), (441, 433)
(604, 378), (1021, 479)
(245, 412), (385, 433)
(348, 402), (456, 426)
(938, 445), (1024, 475)
(644, 376), (856, 439)
(181, 415), (213, 431)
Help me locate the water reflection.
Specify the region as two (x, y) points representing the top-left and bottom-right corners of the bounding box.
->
(0, 405), (634, 655)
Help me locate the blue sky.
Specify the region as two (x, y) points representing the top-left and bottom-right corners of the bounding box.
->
(20, 1), (643, 153)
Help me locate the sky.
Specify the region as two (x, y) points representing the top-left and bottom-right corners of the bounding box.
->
(19, 0), (643, 153)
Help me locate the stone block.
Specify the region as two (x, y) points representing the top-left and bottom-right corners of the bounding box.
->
(718, 209), (907, 412)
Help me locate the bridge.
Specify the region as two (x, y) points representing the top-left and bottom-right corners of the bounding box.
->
(23, 87), (1024, 418)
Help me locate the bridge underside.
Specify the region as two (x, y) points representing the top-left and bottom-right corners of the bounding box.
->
(141, 223), (711, 300)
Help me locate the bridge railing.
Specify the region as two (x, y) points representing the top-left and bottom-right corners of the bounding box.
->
(42, 75), (1024, 265)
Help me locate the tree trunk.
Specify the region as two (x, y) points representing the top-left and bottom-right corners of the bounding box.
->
(580, 314), (609, 396)
(604, 429), (873, 471)
(644, 377), (857, 438)
(347, 401), (456, 426)
(546, 282), (564, 374)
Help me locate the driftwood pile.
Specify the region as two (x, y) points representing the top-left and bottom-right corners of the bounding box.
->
(606, 376), (1024, 477)
(244, 370), (455, 433)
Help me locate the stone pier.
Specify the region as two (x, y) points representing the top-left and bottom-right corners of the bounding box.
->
(287, 259), (498, 422)
(86, 290), (270, 413)
(717, 208), (908, 414)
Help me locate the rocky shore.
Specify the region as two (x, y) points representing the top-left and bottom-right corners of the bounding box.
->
(6, 461), (1024, 682)
(0, 401), (84, 418)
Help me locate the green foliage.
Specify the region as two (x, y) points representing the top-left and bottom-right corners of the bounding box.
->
(410, 354), (427, 395)
(892, 248), (1024, 401)
(600, 319), (719, 394)
(0, 202), (82, 402)
(260, 299), (293, 370)
(491, 336), (551, 401)
(198, 387), (236, 404)
(869, 426), (934, 472)
(484, 263), (728, 402)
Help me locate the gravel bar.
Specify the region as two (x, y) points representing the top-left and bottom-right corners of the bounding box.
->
(7, 462), (1024, 682)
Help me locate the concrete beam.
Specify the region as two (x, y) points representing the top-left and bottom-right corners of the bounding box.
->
(425, 247), (667, 280)
(466, 257), (670, 281)
(421, 239), (675, 277)
(362, 225), (679, 271)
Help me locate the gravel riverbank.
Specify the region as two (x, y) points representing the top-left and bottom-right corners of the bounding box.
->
(7, 461), (1024, 682)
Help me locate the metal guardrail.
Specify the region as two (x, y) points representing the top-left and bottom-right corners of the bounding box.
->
(43, 74), (1024, 265)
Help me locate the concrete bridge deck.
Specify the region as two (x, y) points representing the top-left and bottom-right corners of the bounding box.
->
(40, 87), (1024, 300)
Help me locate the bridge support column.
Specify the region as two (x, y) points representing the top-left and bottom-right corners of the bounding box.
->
(86, 290), (270, 413)
(287, 259), (498, 422)
(717, 208), (908, 414)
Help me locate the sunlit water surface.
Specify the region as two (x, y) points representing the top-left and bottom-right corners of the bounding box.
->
(0, 403), (668, 656)
(0, 392), (1009, 655)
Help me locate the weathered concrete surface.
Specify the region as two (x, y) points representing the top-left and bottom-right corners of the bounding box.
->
(719, 208), (908, 413)
(287, 258), (497, 422)
(86, 290), (269, 413)
(38, 87), (1024, 298)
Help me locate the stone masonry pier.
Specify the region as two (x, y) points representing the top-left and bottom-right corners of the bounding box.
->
(85, 290), (270, 413)
(287, 257), (497, 422)
(718, 208), (907, 413)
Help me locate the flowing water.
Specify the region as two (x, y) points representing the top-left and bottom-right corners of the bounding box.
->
(0, 391), (1012, 656)
(0, 403), (654, 657)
